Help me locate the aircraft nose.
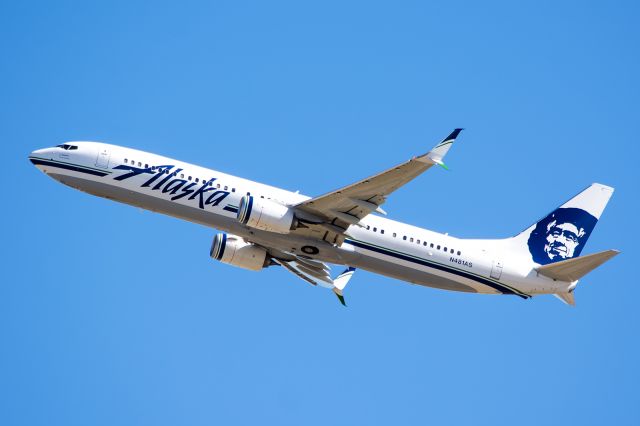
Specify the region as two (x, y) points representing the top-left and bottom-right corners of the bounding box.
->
(30, 148), (49, 157)
(29, 147), (54, 169)
(30, 146), (57, 157)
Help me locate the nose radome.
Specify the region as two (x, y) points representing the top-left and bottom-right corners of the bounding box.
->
(30, 148), (50, 156)
(28, 147), (58, 172)
(29, 147), (52, 162)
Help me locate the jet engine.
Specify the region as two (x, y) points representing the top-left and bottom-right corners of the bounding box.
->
(237, 195), (295, 234)
(209, 233), (269, 271)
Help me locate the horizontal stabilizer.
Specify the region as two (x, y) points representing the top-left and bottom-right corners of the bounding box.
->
(537, 249), (620, 282)
(553, 292), (576, 306)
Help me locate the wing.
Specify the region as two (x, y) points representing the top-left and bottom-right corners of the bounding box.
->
(293, 128), (463, 245)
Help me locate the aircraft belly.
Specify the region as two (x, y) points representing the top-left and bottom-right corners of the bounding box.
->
(48, 174), (358, 265)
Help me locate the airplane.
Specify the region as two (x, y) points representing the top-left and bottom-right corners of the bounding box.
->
(29, 130), (619, 306)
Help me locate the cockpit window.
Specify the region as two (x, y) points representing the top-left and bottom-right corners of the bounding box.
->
(56, 144), (78, 151)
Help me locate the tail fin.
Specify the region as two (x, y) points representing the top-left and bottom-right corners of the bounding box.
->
(511, 183), (615, 266)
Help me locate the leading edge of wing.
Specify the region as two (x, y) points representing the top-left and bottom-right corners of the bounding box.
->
(293, 128), (463, 226)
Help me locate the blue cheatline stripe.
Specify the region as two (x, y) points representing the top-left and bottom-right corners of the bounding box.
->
(223, 205), (239, 213)
(344, 238), (530, 299)
(29, 158), (109, 177)
(30, 156), (112, 174)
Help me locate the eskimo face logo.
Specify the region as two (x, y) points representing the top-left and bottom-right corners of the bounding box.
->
(527, 208), (597, 265)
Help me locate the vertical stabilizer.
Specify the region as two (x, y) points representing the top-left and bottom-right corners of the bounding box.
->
(510, 183), (614, 266)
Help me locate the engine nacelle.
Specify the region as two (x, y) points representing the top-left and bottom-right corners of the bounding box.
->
(237, 195), (295, 234)
(210, 233), (268, 271)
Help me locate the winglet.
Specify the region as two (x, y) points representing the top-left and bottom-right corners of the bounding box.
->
(332, 267), (355, 307)
(333, 289), (347, 306)
(421, 128), (463, 167)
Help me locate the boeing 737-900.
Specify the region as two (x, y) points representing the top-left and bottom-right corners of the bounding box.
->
(29, 130), (619, 306)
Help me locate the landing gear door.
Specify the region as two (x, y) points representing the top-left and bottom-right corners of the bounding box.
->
(96, 146), (111, 169)
(490, 260), (503, 280)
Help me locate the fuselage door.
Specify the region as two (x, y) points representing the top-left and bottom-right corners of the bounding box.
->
(96, 146), (111, 169)
(490, 260), (503, 280)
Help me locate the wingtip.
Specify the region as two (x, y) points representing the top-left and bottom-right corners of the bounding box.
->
(431, 128), (463, 151)
(333, 289), (347, 306)
(448, 128), (464, 140)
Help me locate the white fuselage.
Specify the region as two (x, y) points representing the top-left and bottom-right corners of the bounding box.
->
(29, 142), (571, 299)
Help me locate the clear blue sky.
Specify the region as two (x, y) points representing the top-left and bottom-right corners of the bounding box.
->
(2, 1), (639, 425)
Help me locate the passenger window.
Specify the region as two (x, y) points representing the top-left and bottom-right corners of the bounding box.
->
(393, 233), (396, 238)
(367, 226), (370, 230)
(232, 188), (236, 192)
(195, 178), (199, 183)
(444, 247), (447, 252)
(410, 238), (414, 243)
(247, 192), (251, 196)
(457, 251), (461, 255)
(437, 245), (441, 250)
(180, 174), (184, 178)
(217, 184), (220, 188)
(188, 176), (192, 180)
(373, 227), (377, 232)
(423, 241), (427, 246)
(381, 230), (384, 234)
(138, 162), (142, 167)
(450, 249), (454, 254)
(145, 164), (148, 168)
(417, 239), (420, 244)
(430, 243), (434, 248)
(403, 236), (407, 241)
(124, 159), (128, 163)
(224, 186), (228, 190)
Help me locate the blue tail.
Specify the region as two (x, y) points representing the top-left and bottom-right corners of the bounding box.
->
(513, 183), (614, 266)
